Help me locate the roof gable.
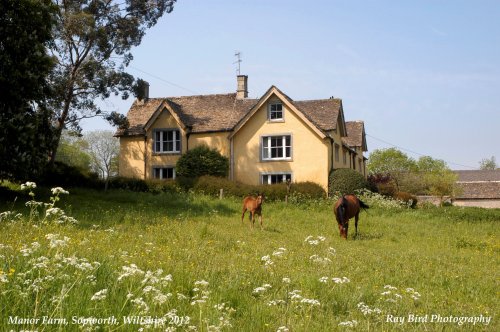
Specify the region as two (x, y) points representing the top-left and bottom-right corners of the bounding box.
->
(229, 86), (327, 139)
(144, 100), (188, 132)
(343, 121), (367, 151)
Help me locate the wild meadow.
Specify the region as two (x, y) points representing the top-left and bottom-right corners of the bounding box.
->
(0, 183), (498, 331)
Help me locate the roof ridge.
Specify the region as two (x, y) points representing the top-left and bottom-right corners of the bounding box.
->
(166, 92), (237, 99)
(295, 98), (342, 102)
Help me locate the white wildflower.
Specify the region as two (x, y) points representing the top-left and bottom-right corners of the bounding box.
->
(261, 255), (274, 267)
(194, 280), (209, 287)
(282, 277), (291, 284)
(267, 299), (286, 306)
(51, 187), (69, 195)
(253, 283), (272, 295)
(357, 302), (382, 315)
(332, 277), (350, 284)
(21, 182), (37, 190)
(300, 298), (321, 306)
(319, 276), (329, 283)
(277, 327), (289, 332)
(117, 264), (144, 281)
(91, 289), (108, 301)
(338, 320), (358, 327)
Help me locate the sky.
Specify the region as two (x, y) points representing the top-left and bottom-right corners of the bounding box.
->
(83, 0), (500, 170)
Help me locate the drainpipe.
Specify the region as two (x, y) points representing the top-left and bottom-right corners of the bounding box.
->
(230, 137), (234, 180)
(143, 134), (148, 180)
(329, 138), (335, 172)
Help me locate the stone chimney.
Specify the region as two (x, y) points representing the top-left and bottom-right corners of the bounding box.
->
(236, 75), (248, 99)
(143, 81), (150, 102)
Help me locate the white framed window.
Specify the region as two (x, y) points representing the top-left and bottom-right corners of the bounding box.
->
(268, 103), (283, 121)
(343, 149), (347, 164)
(262, 135), (292, 160)
(261, 173), (291, 185)
(153, 167), (176, 179)
(335, 144), (340, 162)
(154, 129), (180, 153)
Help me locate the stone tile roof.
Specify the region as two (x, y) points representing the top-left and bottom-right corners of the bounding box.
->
(293, 99), (341, 131)
(116, 94), (258, 136)
(456, 182), (500, 199)
(116, 90), (345, 137)
(453, 170), (500, 199)
(342, 121), (365, 148)
(454, 170), (500, 182)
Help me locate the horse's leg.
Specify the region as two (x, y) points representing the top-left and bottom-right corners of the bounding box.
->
(355, 213), (359, 238)
(259, 212), (263, 230)
(250, 211), (255, 228)
(241, 207), (247, 224)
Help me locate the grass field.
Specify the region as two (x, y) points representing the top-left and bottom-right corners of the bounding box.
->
(0, 185), (499, 331)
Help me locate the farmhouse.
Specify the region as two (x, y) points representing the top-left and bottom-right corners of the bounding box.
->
(453, 170), (500, 208)
(116, 75), (368, 191)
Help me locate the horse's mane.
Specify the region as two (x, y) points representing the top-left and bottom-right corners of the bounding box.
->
(337, 195), (348, 222)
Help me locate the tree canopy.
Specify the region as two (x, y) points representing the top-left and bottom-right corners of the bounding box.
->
(0, 0), (57, 180)
(48, 0), (177, 162)
(367, 148), (458, 199)
(479, 156), (497, 170)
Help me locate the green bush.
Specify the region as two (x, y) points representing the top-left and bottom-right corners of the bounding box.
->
(38, 161), (101, 189)
(176, 145), (229, 178)
(329, 168), (369, 195)
(394, 191), (418, 208)
(193, 176), (325, 201)
(145, 179), (181, 194)
(289, 181), (326, 199)
(108, 176), (149, 192)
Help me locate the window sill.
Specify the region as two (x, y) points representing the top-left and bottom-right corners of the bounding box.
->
(261, 158), (293, 162)
(152, 152), (182, 156)
(267, 119), (285, 123)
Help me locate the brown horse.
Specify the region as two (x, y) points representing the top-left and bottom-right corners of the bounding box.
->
(241, 193), (264, 229)
(334, 194), (369, 239)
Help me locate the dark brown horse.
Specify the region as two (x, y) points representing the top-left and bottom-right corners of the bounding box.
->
(334, 194), (369, 239)
(241, 193), (264, 229)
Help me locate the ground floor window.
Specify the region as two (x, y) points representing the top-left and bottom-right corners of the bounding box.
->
(153, 167), (176, 179)
(261, 173), (292, 184)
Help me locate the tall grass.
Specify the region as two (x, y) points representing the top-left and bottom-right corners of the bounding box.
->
(0, 184), (498, 331)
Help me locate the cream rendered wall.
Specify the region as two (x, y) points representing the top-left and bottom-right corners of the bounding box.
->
(233, 96), (330, 190)
(189, 132), (230, 158)
(145, 109), (187, 179)
(119, 136), (146, 179)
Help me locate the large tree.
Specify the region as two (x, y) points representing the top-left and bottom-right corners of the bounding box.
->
(48, 0), (177, 163)
(367, 148), (417, 190)
(0, 0), (57, 180)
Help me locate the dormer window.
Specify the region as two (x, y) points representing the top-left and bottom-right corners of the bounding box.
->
(268, 103), (283, 121)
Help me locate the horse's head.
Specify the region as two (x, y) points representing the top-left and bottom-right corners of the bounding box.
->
(256, 193), (264, 205)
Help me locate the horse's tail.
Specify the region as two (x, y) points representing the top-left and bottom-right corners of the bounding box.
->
(358, 199), (369, 212)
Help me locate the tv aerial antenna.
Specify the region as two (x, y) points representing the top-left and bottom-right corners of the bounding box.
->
(234, 51), (242, 75)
